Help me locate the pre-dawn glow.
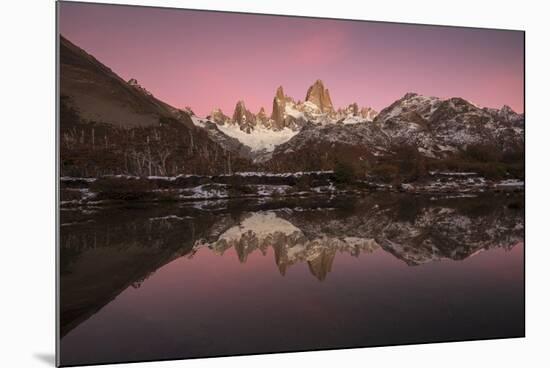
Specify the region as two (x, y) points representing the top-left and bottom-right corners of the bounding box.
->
(59, 2), (524, 116)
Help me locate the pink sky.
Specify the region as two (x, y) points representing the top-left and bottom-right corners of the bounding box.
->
(58, 2), (524, 116)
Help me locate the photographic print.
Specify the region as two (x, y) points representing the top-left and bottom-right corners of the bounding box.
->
(57, 1), (525, 366)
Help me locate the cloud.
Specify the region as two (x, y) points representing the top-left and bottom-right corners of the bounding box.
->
(283, 26), (352, 66)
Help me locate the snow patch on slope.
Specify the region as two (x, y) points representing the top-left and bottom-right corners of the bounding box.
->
(342, 116), (364, 125)
(191, 114), (297, 153)
(284, 105), (305, 119)
(217, 123), (298, 153)
(190, 115), (207, 128)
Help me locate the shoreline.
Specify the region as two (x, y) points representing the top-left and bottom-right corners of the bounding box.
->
(60, 171), (524, 208)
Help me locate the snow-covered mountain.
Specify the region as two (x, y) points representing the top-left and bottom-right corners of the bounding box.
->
(188, 80), (378, 156)
(264, 92), (524, 170)
(374, 92), (524, 157)
(187, 81), (523, 167)
(269, 81), (378, 129)
(60, 35), (523, 178)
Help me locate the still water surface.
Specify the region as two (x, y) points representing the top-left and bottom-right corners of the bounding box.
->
(59, 193), (524, 366)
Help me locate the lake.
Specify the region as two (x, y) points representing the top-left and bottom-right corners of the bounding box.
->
(59, 193), (524, 366)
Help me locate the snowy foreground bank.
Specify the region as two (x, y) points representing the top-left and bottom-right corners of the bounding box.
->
(60, 171), (524, 208)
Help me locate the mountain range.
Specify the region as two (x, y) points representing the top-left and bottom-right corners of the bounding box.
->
(59, 35), (524, 177)
(205, 79), (377, 132)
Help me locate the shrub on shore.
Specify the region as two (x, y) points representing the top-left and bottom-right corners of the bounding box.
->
(90, 177), (156, 200)
(334, 161), (359, 184)
(426, 144), (524, 180)
(369, 164), (400, 183)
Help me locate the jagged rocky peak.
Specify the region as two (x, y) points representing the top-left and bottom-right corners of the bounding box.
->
(494, 104), (523, 124)
(399, 91), (440, 107)
(499, 104), (521, 119)
(127, 78), (152, 96)
(231, 100), (257, 133)
(208, 108), (230, 125)
(425, 97), (483, 123)
(305, 79), (334, 113)
(271, 85), (289, 130)
(256, 107), (269, 125)
(402, 92), (419, 100)
(275, 86), (286, 102)
(500, 105), (515, 115)
(480, 104), (523, 124)
(375, 92), (442, 124)
(335, 102), (377, 123)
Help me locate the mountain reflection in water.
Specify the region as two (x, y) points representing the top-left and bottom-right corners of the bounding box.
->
(191, 211), (380, 281)
(59, 193), (524, 366)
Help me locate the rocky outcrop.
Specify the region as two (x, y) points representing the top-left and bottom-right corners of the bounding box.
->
(334, 103), (377, 123)
(208, 108), (230, 125)
(485, 104), (524, 124)
(127, 78), (152, 96)
(360, 106), (377, 121)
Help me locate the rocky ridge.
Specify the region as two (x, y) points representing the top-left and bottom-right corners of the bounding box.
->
(266, 92), (524, 170)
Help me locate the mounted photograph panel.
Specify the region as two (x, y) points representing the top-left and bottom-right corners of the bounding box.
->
(56, 1), (525, 366)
